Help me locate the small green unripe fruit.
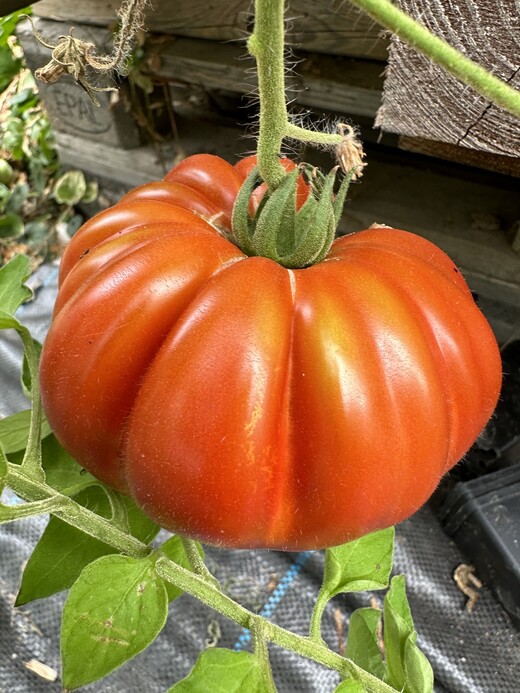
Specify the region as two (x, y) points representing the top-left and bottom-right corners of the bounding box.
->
(0, 160), (14, 185)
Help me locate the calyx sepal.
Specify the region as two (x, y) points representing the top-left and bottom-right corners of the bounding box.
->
(231, 163), (354, 269)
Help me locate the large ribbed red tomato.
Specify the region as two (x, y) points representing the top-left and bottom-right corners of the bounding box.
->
(39, 154), (502, 550)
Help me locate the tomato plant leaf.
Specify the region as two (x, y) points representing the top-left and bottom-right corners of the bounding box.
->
(21, 338), (42, 398)
(322, 527), (394, 599)
(345, 608), (386, 681)
(403, 632), (434, 693)
(168, 648), (272, 692)
(383, 576), (433, 693)
(16, 513), (110, 606)
(16, 483), (159, 606)
(0, 254), (32, 317)
(39, 434), (97, 495)
(0, 409), (51, 454)
(61, 554), (169, 689)
(159, 535), (205, 602)
(334, 681), (368, 692)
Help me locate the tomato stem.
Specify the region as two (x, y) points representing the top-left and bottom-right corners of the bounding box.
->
(180, 535), (221, 590)
(251, 621), (278, 691)
(248, 0), (289, 190)
(309, 587), (329, 643)
(6, 460), (395, 692)
(249, 0), (344, 191)
(351, 0), (520, 119)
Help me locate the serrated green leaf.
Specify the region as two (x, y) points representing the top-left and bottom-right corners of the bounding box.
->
(0, 212), (23, 239)
(16, 480), (159, 605)
(16, 489), (109, 606)
(21, 338), (42, 398)
(345, 608), (386, 681)
(383, 575), (432, 693)
(0, 254), (32, 316)
(39, 434), (97, 495)
(0, 409), (51, 454)
(322, 527), (394, 599)
(385, 575), (413, 631)
(168, 649), (271, 693)
(334, 680), (368, 693)
(403, 632), (434, 693)
(160, 535), (204, 602)
(61, 554), (169, 689)
(383, 577), (409, 690)
(53, 170), (86, 206)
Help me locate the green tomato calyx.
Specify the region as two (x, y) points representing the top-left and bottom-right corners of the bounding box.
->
(231, 163), (354, 269)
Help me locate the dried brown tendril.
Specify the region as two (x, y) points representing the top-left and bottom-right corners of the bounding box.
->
(26, 0), (147, 106)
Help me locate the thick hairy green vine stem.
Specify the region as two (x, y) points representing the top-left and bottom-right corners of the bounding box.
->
(350, 0), (520, 119)
(7, 463), (149, 558)
(6, 461), (394, 692)
(180, 535), (221, 590)
(247, 0), (287, 189)
(248, 0), (344, 191)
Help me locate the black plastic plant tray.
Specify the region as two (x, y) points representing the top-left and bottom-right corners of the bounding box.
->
(439, 463), (520, 626)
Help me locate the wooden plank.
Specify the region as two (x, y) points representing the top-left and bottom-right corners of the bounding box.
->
(33, 0), (388, 59)
(398, 137), (520, 178)
(54, 133), (168, 187)
(376, 0), (520, 159)
(156, 37), (383, 119)
(55, 114), (520, 316)
(53, 114), (256, 187)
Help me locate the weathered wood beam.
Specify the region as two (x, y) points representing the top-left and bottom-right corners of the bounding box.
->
(376, 0), (520, 160)
(398, 136), (520, 178)
(33, 0), (388, 60)
(155, 37), (383, 119)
